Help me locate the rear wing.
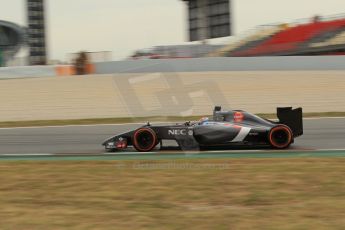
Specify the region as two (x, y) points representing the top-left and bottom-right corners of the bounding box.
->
(277, 107), (303, 137)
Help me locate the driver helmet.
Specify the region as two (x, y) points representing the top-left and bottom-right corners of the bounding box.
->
(199, 117), (209, 124)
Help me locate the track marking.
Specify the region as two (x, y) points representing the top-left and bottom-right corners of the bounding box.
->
(103, 152), (157, 155)
(1, 150), (345, 161)
(303, 117), (345, 120)
(0, 153), (54, 156)
(2, 148), (345, 158)
(317, 148), (345, 151)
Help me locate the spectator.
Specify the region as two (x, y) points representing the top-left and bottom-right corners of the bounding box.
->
(74, 51), (89, 75)
(313, 15), (321, 23)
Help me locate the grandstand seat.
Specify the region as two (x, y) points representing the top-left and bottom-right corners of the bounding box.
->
(208, 26), (281, 57)
(310, 30), (345, 47)
(233, 18), (345, 56)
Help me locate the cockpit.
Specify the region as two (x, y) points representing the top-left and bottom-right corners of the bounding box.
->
(212, 106), (235, 122)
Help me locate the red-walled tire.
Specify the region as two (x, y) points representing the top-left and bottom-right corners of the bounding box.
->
(268, 125), (293, 149)
(133, 128), (158, 152)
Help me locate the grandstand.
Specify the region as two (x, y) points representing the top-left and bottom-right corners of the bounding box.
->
(208, 25), (283, 57)
(213, 14), (345, 57)
(130, 44), (223, 59)
(310, 31), (345, 49)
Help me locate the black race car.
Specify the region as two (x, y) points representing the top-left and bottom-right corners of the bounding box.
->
(103, 106), (303, 152)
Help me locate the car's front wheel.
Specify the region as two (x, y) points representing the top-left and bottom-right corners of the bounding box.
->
(132, 128), (158, 152)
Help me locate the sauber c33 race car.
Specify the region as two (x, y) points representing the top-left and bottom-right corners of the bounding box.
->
(102, 106), (303, 152)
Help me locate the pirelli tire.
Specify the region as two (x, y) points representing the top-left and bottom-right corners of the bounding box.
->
(268, 125), (293, 149)
(133, 128), (158, 152)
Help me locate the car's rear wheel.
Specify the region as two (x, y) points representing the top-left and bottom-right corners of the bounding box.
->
(133, 128), (158, 152)
(268, 125), (293, 149)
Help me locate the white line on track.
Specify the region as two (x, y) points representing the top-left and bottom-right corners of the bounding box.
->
(316, 148), (345, 151)
(103, 152), (158, 155)
(0, 153), (55, 156)
(2, 149), (345, 158)
(303, 117), (345, 120)
(103, 150), (263, 155)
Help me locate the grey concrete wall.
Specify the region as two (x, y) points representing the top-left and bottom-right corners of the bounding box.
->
(0, 65), (55, 79)
(0, 56), (344, 80)
(95, 56), (345, 74)
(0, 71), (344, 121)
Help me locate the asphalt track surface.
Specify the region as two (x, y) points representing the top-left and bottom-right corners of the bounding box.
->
(0, 117), (345, 160)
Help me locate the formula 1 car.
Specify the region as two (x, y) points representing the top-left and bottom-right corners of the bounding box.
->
(103, 106), (303, 152)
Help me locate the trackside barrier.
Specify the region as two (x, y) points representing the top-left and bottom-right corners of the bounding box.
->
(0, 71), (344, 121)
(0, 64), (96, 79)
(0, 65), (56, 79)
(55, 64), (95, 76)
(94, 56), (345, 74)
(1, 56), (345, 79)
(55, 65), (75, 76)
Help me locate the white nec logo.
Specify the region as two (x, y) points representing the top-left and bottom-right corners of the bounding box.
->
(168, 129), (187, 136)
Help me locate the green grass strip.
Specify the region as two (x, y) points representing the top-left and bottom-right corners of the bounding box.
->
(1, 150), (345, 162)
